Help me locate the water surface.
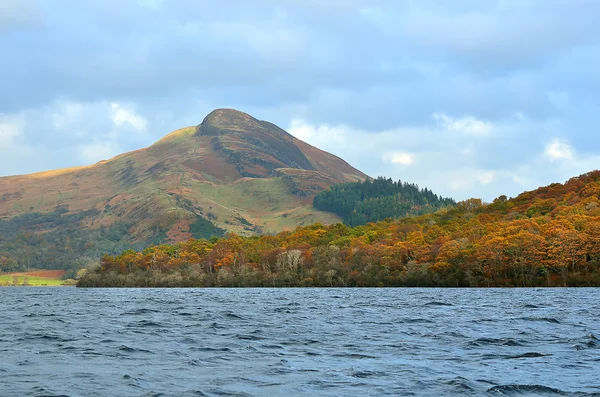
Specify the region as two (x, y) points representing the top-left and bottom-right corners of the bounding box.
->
(0, 288), (598, 396)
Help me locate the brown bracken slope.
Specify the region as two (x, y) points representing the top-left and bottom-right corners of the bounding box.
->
(0, 109), (367, 242)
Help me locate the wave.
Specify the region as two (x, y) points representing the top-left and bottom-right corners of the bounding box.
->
(468, 337), (525, 347)
(423, 301), (453, 306)
(486, 384), (564, 395)
(118, 345), (153, 354)
(120, 308), (160, 315)
(519, 317), (561, 324)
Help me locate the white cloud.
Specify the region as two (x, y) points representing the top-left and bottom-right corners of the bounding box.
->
(283, 113), (569, 201)
(511, 173), (531, 186)
(288, 118), (349, 146)
(449, 169), (496, 190)
(0, 113), (42, 176)
(0, 114), (23, 147)
(382, 151), (415, 165)
(287, 114), (598, 203)
(544, 138), (573, 161)
(434, 113), (494, 136)
(52, 101), (84, 130)
(137, 0), (164, 10)
(79, 140), (122, 164)
(51, 100), (151, 138)
(476, 170), (496, 184)
(288, 118), (315, 142)
(110, 103), (148, 132)
(0, 100), (160, 176)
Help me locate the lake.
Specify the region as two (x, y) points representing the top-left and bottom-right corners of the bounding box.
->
(0, 288), (598, 396)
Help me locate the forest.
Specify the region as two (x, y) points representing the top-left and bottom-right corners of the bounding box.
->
(78, 171), (600, 288)
(0, 206), (154, 277)
(0, 177), (447, 277)
(313, 177), (455, 226)
(0, 199), (226, 277)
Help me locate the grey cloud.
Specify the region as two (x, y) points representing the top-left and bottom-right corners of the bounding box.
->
(1, 0), (599, 202)
(394, 0), (600, 72)
(0, 1), (410, 112)
(0, 0), (41, 33)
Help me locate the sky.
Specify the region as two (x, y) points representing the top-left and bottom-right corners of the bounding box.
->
(1, 0), (599, 202)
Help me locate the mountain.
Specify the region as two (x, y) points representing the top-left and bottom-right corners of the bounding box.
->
(0, 109), (366, 271)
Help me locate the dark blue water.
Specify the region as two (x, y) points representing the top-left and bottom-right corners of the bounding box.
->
(0, 288), (599, 396)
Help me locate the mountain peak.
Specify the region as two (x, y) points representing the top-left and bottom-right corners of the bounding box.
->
(193, 108), (317, 175)
(197, 108), (263, 136)
(204, 108), (254, 123)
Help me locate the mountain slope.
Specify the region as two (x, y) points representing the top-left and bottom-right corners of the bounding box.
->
(0, 109), (366, 269)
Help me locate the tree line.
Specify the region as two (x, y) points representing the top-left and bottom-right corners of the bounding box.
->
(78, 171), (600, 288)
(313, 177), (455, 226)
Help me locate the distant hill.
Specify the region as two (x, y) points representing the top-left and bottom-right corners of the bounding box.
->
(313, 177), (455, 226)
(0, 109), (367, 273)
(78, 170), (600, 288)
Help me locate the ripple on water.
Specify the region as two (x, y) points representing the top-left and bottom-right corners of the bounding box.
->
(443, 377), (476, 394)
(120, 308), (160, 315)
(119, 345), (154, 354)
(423, 301), (453, 307)
(29, 386), (71, 397)
(221, 311), (245, 320)
(519, 316), (561, 324)
(467, 337), (525, 347)
(127, 320), (165, 328)
(0, 288), (598, 397)
(486, 384), (565, 395)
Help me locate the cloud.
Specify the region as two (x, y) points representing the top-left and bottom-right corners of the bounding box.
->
(434, 113), (494, 136)
(284, 112), (599, 202)
(52, 101), (85, 131)
(0, 113), (42, 176)
(546, 91), (570, 111)
(449, 169), (496, 190)
(287, 118), (350, 147)
(79, 140), (122, 164)
(544, 139), (573, 161)
(287, 118), (316, 142)
(382, 152), (416, 166)
(110, 103), (147, 132)
(0, 0), (41, 33)
(0, 100), (156, 177)
(395, 0), (600, 69)
(0, 0), (599, 204)
(0, 113), (23, 146)
(137, 0), (164, 10)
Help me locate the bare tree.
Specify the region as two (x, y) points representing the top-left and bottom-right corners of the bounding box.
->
(277, 250), (303, 272)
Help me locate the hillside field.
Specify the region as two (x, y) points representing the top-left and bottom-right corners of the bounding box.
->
(0, 270), (68, 286)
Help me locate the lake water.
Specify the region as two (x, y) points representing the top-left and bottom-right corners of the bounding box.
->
(0, 288), (598, 396)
